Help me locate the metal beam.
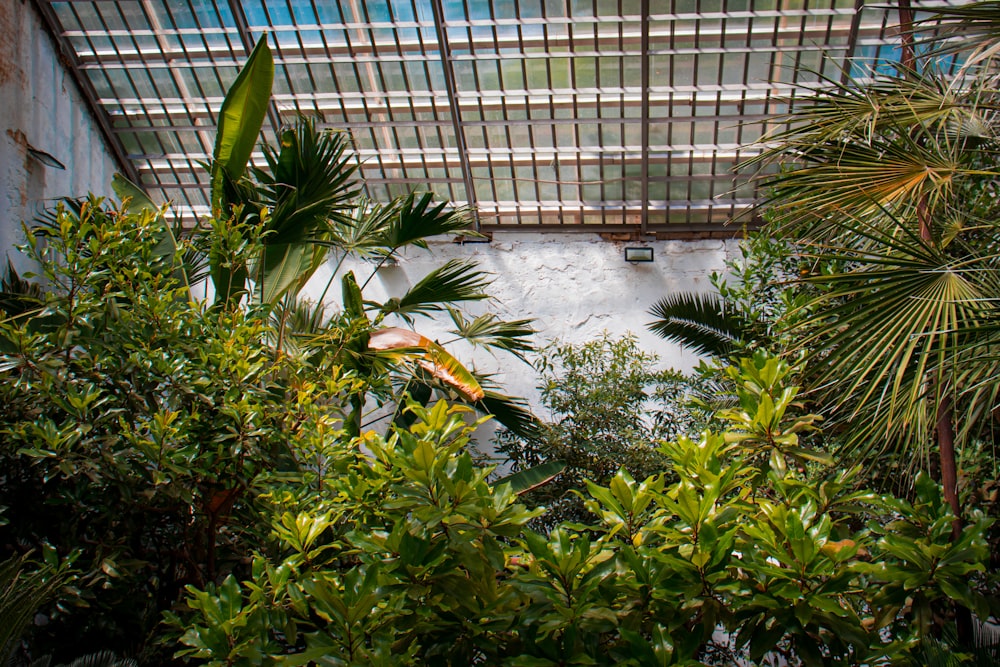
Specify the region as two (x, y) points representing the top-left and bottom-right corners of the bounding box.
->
(640, 0), (651, 235)
(842, 0), (866, 84)
(429, 0), (480, 229)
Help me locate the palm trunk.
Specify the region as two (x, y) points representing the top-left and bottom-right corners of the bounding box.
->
(936, 396), (961, 536)
(936, 396), (974, 645)
(897, 0), (916, 72)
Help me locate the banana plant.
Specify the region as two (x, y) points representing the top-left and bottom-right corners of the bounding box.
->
(207, 34), (274, 307)
(109, 35), (542, 443)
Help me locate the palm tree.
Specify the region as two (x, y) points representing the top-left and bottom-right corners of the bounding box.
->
(113, 35), (542, 441)
(738, 13), (1000, 641)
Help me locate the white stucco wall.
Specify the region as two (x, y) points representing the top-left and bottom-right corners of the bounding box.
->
(303, 232), (739, 417)
(0, 1), (120, 272)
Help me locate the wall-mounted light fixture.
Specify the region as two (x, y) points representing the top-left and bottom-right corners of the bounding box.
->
(624, 247), (654, 263)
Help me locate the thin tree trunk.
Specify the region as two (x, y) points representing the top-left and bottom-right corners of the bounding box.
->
(898, 0), (916, 71)
(936, 396), (961, 537)
(937, 396), (975, 645)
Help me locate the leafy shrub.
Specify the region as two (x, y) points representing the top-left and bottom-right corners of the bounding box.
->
(172, 351), (994, 666)
(493, 334), (717, 525)
(0, 199), (352, 660)
(0, 194), (523, 661)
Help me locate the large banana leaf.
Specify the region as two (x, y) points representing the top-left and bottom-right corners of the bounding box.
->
(367, 327), (484, 402)
(211, 35), (273, 212)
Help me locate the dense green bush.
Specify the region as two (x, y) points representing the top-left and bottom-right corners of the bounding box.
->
(171, 352), (994, 666)
(0, 200), (348, 660)
(493, 334), (722, 525)
(0, 191), (527, 661)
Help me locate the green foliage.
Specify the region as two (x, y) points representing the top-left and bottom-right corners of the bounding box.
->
(717, 352), (829, 473)
(171, 401), (542, 666)
(0, 199), (353, 660)
(0, 191), (531, 661)
(170, 351), (995, 666)
(494, 334), (682, 525)
(1, 552), (73, 663)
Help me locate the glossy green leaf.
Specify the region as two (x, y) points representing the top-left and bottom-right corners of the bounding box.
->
(211, 35), (273, 212)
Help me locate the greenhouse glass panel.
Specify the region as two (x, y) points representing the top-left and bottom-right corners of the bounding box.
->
(32, 0), (944, 230)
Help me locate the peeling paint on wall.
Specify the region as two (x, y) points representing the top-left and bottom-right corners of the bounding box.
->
(0, 0), (118, 271)
(307, 232), (738, 414)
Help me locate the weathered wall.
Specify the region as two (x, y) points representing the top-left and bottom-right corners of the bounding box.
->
(305, 232), (738, 417)
(0, 0), (119, 271)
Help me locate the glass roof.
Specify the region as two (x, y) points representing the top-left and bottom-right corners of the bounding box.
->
(34, 0), (947, 233)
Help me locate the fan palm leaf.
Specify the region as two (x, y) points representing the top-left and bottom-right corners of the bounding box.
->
(380, 259), (491, 320)
(919, 1), (1000, 66)
(447, 308), (536, 361)
(647, 291), (746, 358)
(324, 197), (393, 257)
(476, 388), (545, 442)
(0, 554), (69, 662)
(743, 68), (1000, 243)
(794, 224), (998, 464)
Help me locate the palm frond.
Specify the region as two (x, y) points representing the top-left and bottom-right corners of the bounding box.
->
(251, 120), (362, 304)
(253, 121), (361, 240)
(918, 1), (1000, 64)
(742, 68), (1000, 243)
(647, 291), (745, 358)
(381, 260), (491, 320)
(0, 554), (69, 663)
(324, 197), (392, 257)
(476, 388), (545, 443)
(447, 308), (536, 361)
(795, 239), (997, 462)
(0, 260), (45, 318)
(58, 651), (139, 667)
(377, 192), (471, 249)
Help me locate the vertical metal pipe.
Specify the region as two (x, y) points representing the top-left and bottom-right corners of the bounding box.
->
(640, 0), (650, 234)
(429, 0), (480, 229)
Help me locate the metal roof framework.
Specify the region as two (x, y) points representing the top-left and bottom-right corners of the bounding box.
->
(31, 0), (946, 234)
